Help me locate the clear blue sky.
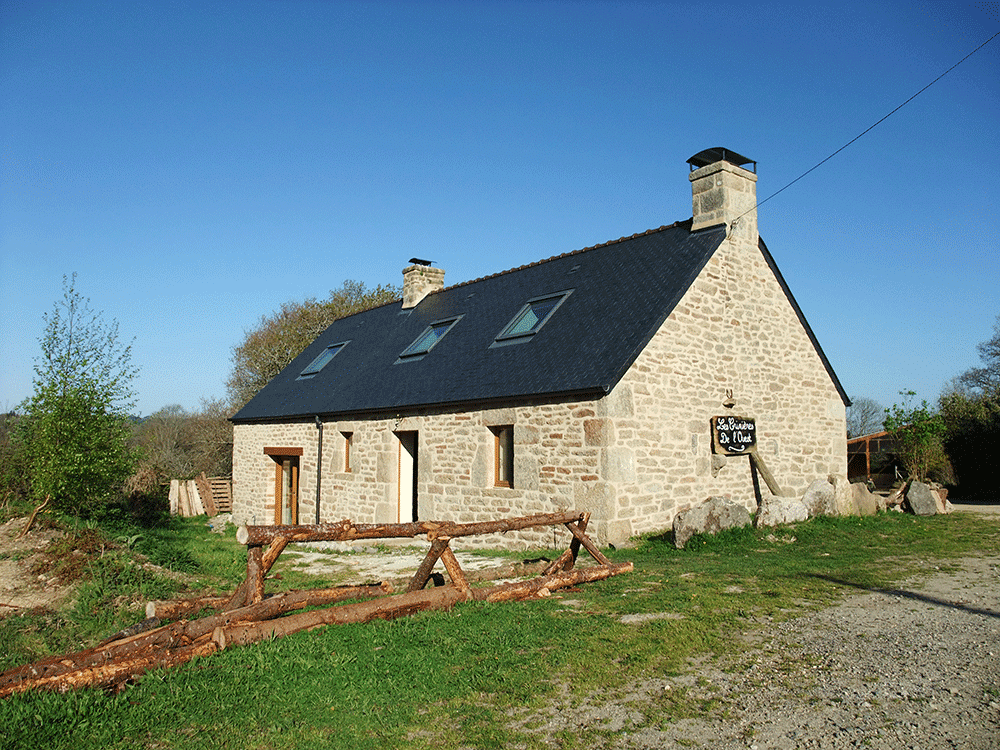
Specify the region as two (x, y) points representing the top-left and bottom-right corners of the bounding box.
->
(2, 1), (998, 417)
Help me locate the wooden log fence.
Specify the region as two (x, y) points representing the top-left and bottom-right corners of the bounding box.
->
(0, 510), (631, 697)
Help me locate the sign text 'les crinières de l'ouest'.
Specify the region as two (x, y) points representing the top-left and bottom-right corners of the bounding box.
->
(711, 416), (757, 456)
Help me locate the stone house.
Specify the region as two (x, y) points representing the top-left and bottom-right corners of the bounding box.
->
(230, 148), (849, 547)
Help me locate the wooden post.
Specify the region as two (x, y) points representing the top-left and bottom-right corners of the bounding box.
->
(224, 536), (289, 611)
(749, 448), (785, 496)
(196, 472), (217, 517)
(544, 513), (590, 575)
(565, 517), (610, 566)
(439, 545), (472, 598)
(246, 545), (265, 605)
(407, 537), (449, 592)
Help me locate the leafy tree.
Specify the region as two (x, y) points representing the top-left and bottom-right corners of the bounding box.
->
(846, 396), (884, 438)
(882, 390), (947, 483)
(226, 280), (400, 408)
(17, 274), (140, 517)
(939, 320), (1000, 496)
(132, 398), (234, 488)
(940, 390), (1000, 497)
(0, 411), (28, 514)
(958, 314), (1000, 396)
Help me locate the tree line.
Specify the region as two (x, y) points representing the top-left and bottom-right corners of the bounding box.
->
(847, 315), (1000, 493)
(1, 275), (398, 522)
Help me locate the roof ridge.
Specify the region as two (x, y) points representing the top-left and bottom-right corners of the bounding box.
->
(330, 218), (692, 318)
(439, 218), (691, 294)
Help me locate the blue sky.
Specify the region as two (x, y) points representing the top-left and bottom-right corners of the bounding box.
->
(2, 0), (998, 418)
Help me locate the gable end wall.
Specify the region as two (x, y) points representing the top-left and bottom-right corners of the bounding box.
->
(604, 232), (847, 539)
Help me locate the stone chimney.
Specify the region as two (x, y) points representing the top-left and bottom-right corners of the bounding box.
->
(688, 148), (758, 244)
(401, 259), (445, 309)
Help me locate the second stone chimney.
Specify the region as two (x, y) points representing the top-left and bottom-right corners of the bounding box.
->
(688, 148), (758, 245)
(401, 259), (445, 309)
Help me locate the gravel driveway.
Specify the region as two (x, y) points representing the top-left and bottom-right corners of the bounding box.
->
(521, 551), (1000, 749)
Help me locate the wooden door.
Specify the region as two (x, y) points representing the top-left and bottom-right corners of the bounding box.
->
(273, 456), (299, 525)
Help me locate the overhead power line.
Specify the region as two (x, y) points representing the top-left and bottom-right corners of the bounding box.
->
(735, 29), (1000, 225)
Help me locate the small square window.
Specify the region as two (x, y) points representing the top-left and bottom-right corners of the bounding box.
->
(495, 291), (571, 343)
(298, 342), (347, 379)
(398, 317), (462, 359)
(491, 426), (514, 488)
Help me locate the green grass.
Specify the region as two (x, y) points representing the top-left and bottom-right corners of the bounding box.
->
(1, 511), (998, 750)
(0, 516), (247, 673)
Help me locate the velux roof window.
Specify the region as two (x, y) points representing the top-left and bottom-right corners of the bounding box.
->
(398, 316), (462, 361)
(494, 290), (572, 345)
(297, 341), (348, 379)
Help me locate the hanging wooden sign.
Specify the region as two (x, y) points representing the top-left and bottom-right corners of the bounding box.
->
(711, 416), (757, 455)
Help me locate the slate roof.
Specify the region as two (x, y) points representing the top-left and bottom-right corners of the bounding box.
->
(231, 220), (848, 423)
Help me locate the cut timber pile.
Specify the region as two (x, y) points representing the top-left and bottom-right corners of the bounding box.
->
(169, 474), (232, 517)
(0, 511), (631, 697)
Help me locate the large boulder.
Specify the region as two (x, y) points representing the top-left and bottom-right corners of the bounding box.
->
(831, 474), (859, 516)
(930, 483), (953, 514)
(801, 478), (837, 517)
(672, 496), (752, 549)
(905, 481), (939, 516)
(755, 492), (809, 528)
(851, 483), (882, 516)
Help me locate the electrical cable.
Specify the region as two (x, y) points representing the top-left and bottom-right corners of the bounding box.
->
(733, 29), (1000, 226)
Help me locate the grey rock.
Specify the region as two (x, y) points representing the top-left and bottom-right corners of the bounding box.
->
(831, 473), (859, 516)
(672, 496), (752, 549)
(756, 492), (809, 527)
(852, 482), (882, 516)
(906, 481), (938, 516)
(802, 478), (836, 517)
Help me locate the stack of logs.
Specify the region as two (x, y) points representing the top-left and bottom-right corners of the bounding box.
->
(0, 511), (631, 696)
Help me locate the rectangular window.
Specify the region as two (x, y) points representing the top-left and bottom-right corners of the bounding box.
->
(342, 432), (353, 472)
(492, 426), (514, 488)
(494, 291), (572, 345)
(398, 316), (462, 360)
(298, 341), (348, 379)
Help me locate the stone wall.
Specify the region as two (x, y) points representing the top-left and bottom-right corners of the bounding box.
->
(232, 396), (613, 550)
(600, 231), (847, 542)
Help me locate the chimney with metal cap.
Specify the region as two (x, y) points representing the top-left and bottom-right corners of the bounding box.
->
(688, 147), (758, 243)
(401, 258), (446, 309)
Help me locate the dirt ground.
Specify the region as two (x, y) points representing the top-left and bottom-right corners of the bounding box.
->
(0, 516), (75, 617)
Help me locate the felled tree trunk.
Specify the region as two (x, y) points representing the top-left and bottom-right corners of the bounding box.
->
(0, 583), (392, 696)
(0, 637), (219, 698)
(214, 585), (469, 649)
(236, 511), (585, 546)
(147, 594), (232, 621)
(473, 562), (633, 603)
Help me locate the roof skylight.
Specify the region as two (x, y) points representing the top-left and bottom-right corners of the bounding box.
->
(398, 316), (462, 360)
(297, 342), (347, 379)
(494, 291), (572, 344)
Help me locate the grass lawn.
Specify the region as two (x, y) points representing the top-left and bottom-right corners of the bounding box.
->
(1, 511), (998, 749)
